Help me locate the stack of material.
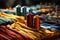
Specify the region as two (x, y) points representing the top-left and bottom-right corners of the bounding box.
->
(0, 25), (32, 40)
(0, 12), (59, 40)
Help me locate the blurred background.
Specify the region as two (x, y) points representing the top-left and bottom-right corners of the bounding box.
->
(0, 0), (60, 25)
(0, 0), (60, 8)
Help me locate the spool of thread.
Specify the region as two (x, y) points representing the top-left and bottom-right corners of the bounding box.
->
(34, 15), (40, 30)
(26, 13), (33, 28)
(16, 5), (21, 16)
(22, 6), (27, 17)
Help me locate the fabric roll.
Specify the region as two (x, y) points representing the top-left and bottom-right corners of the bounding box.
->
(0, 17), (14, 25)
(7, 26), (33, 40)
(0, 26), (24, 40)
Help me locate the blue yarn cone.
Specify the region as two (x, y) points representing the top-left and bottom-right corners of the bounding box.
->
(22, 6), (27, 18)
